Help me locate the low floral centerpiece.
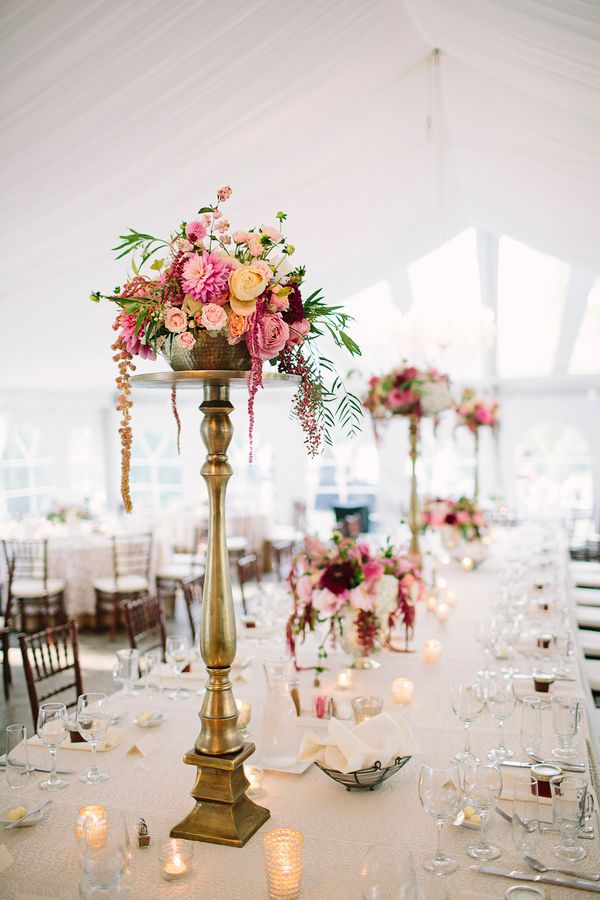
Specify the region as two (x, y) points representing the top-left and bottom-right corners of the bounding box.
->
(286, 533), (423, 670)
(91, 187), (361, 511)
(422, 497), (487, 543)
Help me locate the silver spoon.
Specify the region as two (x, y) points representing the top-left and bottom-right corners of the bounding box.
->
(524, 854), (600, 881)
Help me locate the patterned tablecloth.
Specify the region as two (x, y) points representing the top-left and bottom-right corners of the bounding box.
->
(2, 534), (599, 898)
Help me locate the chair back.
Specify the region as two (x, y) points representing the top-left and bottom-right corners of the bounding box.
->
(237, 554), (261, 615)
(182, 574), (204, 642)
(3, 539), (49, 592)
(18, 620), (83, 727)
(0, 552), (14, 625)
(122, 595), (166, 657)
(112, 533), (152, 580)
(344, 514), (362, 539)
(271, 540), (293, 582)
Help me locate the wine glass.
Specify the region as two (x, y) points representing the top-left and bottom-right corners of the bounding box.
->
(36, 702), (69, 791)
(463, 762), (503, 860)
(451, 682), (484, 763)
(140, 649), (162, 699)
(551, 697), (581, 761)
(487, 675), (516, 762)
(475, 623), (495, 677)
(520, 696), (543, 759)
(360, 844), (417, 899)
(165, 635), (190, 700)
(77, 693), (110, 784)
(113, 648), (139, 694)
(418, 757), (462, 875)
(5, 724), (30, 790)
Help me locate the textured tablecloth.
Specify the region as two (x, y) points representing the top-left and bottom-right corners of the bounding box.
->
(2, 540), (599, 898)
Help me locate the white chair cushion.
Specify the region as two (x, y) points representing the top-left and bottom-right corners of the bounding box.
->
(157, 563), (202, 581)
(577, 606), (600, 629)
(93, 575), (148, 594)
(574, 587), (600, 607)
(11, 578), (65, 599)
(584, 658), (600, 691)
(570, 562), (600, 588)
(579, 630), (600, 657)
(227, 536), (247, 553)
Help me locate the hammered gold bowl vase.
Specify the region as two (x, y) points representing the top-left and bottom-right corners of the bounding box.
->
(163, 331), (252, 371)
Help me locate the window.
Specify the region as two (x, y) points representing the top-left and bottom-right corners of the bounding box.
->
(308, 435), (379, 533)
(130, 432), (182, 513)
(68, 426), (105, 509)
(569, 278), (600, 374)
(514, 421), (593, 515)
(1, 422), (56, 516)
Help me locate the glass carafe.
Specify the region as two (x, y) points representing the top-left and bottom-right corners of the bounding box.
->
(259, 660), (298, 768)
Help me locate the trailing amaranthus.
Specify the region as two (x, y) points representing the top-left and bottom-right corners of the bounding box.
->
(111, 321), (136, 513)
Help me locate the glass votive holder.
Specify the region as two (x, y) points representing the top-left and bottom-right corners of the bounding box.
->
(436, 602), (450, 623)
(351, 696), (384, 724)
(159, 838), (193, 881)
(236, 698), (251, 738)
(461, 556), (474, 571)
(336, 668), (353, 690)
(391, 677), (414, 705)
(245, 764), (265, 798)
(75, 805), (108, 852)
(422, 639), (442, 663)
(263, 828), (304, 900)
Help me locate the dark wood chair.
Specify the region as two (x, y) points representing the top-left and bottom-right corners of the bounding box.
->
(271, 540), (294, 582)
(155, 525), (206, 616)
(181, 573), (204, 642)
(237, 553), (261, 616)
(18, 621), (83, 728)
(344, 514), (362, 539)
(122, 594), (166, 658)
(2, 538), (66, 632)
(93, 532), (152, 640)
(0, 565), (13, 700)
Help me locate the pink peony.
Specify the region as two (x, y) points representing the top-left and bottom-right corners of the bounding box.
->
(117, 313), (156, 359)
(253, 313), (289, 360)
(201, 303), (227, 331)
(186, 220), (207, 244)
(349, 584), (374, 612)
(176, 331), (195, 349)
(182, 252), (230, 303)
(217, 185), (232, 202)
(164, 307), (187, 333)
(286, 318), (310, 347)
(312, 587), (347, 614)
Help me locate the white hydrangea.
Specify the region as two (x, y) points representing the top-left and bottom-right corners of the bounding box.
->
(420, 381), (452, 416)
(374, 573), (399, 617)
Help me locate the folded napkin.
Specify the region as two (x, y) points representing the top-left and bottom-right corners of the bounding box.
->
(27, 727), (122, 753)
(298, 712), (420, 774)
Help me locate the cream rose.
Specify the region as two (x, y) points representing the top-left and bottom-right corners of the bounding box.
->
(201, 303), (228, 331)
(164, 307), (187, 333)
(228, 265), (268, 316)
(176, 331), (196, 349)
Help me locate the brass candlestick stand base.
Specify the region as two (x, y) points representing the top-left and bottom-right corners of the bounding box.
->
(132, 371), (298, 847)
(408, 416), (421, 565)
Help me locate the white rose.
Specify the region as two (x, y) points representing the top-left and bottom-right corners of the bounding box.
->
(421, 381), (452, 416)
(374, 574), (399, 616)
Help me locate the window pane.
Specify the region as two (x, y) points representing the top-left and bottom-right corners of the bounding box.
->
(7, 495), (31, 516)
(35, 465), (55, 488)
(569, 278), (600, 374)
(4, 466), (29, 491)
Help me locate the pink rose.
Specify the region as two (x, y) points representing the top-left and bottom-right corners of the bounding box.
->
(270, 292), (289, 313)
(252, 259), (272, 282)
(164, 307), (187, 333)
(312, 587), (347, 614)
(296, 575), (313, 604)
(201, 303), (228, 331)
(363, 559), (383, 585)
(186, 220), (207, 244)
(253, 313), (289, 360)
(456, 511), (469, 525)
(176, 332), (195, 349)
(286, 318), (310, 347)
(475, 405), (493, 425)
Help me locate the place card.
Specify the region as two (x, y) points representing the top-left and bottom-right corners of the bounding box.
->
(126, 735), (155, 757)
(0, 844), (14, 874)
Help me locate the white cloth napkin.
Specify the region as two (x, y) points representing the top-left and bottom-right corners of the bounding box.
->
(298, 712), (420, 774)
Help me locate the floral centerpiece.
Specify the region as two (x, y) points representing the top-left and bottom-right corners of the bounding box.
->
(286, 533), (423, 670)
(422, 496), (487, 543)
(455, 388), (500, 433)
(363, 364), (452, 432)
(91, 187), (361, 511)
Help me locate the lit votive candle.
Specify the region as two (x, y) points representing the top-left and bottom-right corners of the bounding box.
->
(426, 593), (438, 612)
(461, 556), (474, 571)
(351, 695), (384, 723)
(235, 698), (251, 738)
(445, 589), (457, 607)
(159, 839), (193, 881)
(423, 639), (442, 663)
(440, 552), (451, 565)
(336, 668), (353, 690)
(74, 804), (108, 851)
(437, 576), (448, 591)
(436, 602), (450, 623)
(391, 677), (414, 705)
(245, 764), (265, 798)
(263, 828), (304, 900)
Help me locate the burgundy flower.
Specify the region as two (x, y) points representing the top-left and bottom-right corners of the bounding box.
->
(282, 284), (305, 324)
(319, 560), (356, 595)
(445, 512), (457, 525)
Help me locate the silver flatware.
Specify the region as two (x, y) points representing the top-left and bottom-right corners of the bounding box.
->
(524, 853), (600, 880)
(0, 762), (74, 775)
(526, 751), (586, 772)
(5, 800), (52, 829)
(473, 864), (600, 891)
(512, 673), (576, 682)
(539, 823), (595, 839)
(494, 806), (535, 832)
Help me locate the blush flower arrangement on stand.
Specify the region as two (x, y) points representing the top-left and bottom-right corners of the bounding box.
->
(422, 497), (487, 543)
(455, 387), (500, 500)
(286, 533), (423, 671)
(91, 187), (361, 512)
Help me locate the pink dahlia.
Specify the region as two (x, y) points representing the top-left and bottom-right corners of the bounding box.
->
(186, 220), (207, 244)
(117, 313), (156, 360)
(182, 252), (230, 303)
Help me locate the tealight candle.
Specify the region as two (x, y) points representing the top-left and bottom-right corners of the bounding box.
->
(445, 589), (457, 607)
(336, 668), (353, 690)
(423, 639), (442, 663)
(159, 839), (193, 881)
(263, 828), (303, 900)
(437, 576), (447, 591)
(440, 552), (451, 565)
(235, 698), (251, 738)
(461, 556), (474, 571)
(74, 805), (108, 851)
(426, 593), (438, 612)
(351, 695), (384, 723)
(436, 602), (449, 623)
(391, 677), (414, 705)
(245, 764), (264, 798)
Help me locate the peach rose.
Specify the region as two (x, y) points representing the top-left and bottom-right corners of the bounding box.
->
(164, 307), (187, 333)
(176, 331), (196, 349)
(227, 310), (248, 345)
(201, 303), (228, 331)
(269, 284), (289, 312)
(228, 265), (268, 316)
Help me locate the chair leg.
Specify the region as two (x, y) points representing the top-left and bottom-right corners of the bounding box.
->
(109, 595), (118, 642)
(2, 634), (10, 701)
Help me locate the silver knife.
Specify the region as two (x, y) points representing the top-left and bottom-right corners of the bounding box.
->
(495, 807), (593, 838)
(5, 800), (52, 829)
(0, 762), (75, 775)
(500, 759), (586, 774)
(512, 673), (576, 682)
(473, 864), (600, 891)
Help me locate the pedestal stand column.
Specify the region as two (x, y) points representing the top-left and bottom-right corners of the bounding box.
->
(408, 416), (421, 564)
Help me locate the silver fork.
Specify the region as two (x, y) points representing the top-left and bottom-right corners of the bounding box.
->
(524, 853), (600, 881)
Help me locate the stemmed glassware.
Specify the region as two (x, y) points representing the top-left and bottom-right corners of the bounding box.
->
(463, 762), (503, 860)
(5, 724), (30, 790)
(418, 757), (462, 875)
(113, 649), (139, 695)
(551, 775), (592, 862)
(77, 693), (111, 784)
(165, 635), (190, 701)
(140, 649), (162, 699)
(487, 675), (516, 762)
(520, 696), (543, 759)
(475, 623), (495, 677)
(37, 702), (69, 791)
(451, 682), (485, 763)
(551, 697), (581, 761)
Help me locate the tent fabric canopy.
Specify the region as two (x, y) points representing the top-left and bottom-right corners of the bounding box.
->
(1, 0), (599, 389)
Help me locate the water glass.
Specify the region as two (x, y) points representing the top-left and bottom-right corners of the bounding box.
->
(77, 693), (110, 784)
(451, 682), (484, 763)
(520, 696), (543, 758)
(113, 649), (139, 695)
(418, 757), (462, 874)
(511, 775), (539, 854)
(463, 762), (503, 861)
(5, 724), (30, 790)
(487, 675), (516, 762)
(551, 774), (592, 861)
(165, 635), (190, 701)
(80, 831), (130, 898)
(140, 649), (162, 699)
(551, 697), (581, 761)
(37, 702), (69, 791)
(360, 845), (417, 899)
(352, 696), (384, 724)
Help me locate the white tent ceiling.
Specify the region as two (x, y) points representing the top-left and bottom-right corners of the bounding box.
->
(1, 0), (599, 390)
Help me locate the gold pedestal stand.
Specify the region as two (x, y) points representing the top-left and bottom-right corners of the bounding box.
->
(473, 428), (480, 502)
(132, 370), (298, 847)
(407, 416), (421, 565)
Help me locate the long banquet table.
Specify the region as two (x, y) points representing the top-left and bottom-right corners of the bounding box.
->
(3, 536), (600, 898)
